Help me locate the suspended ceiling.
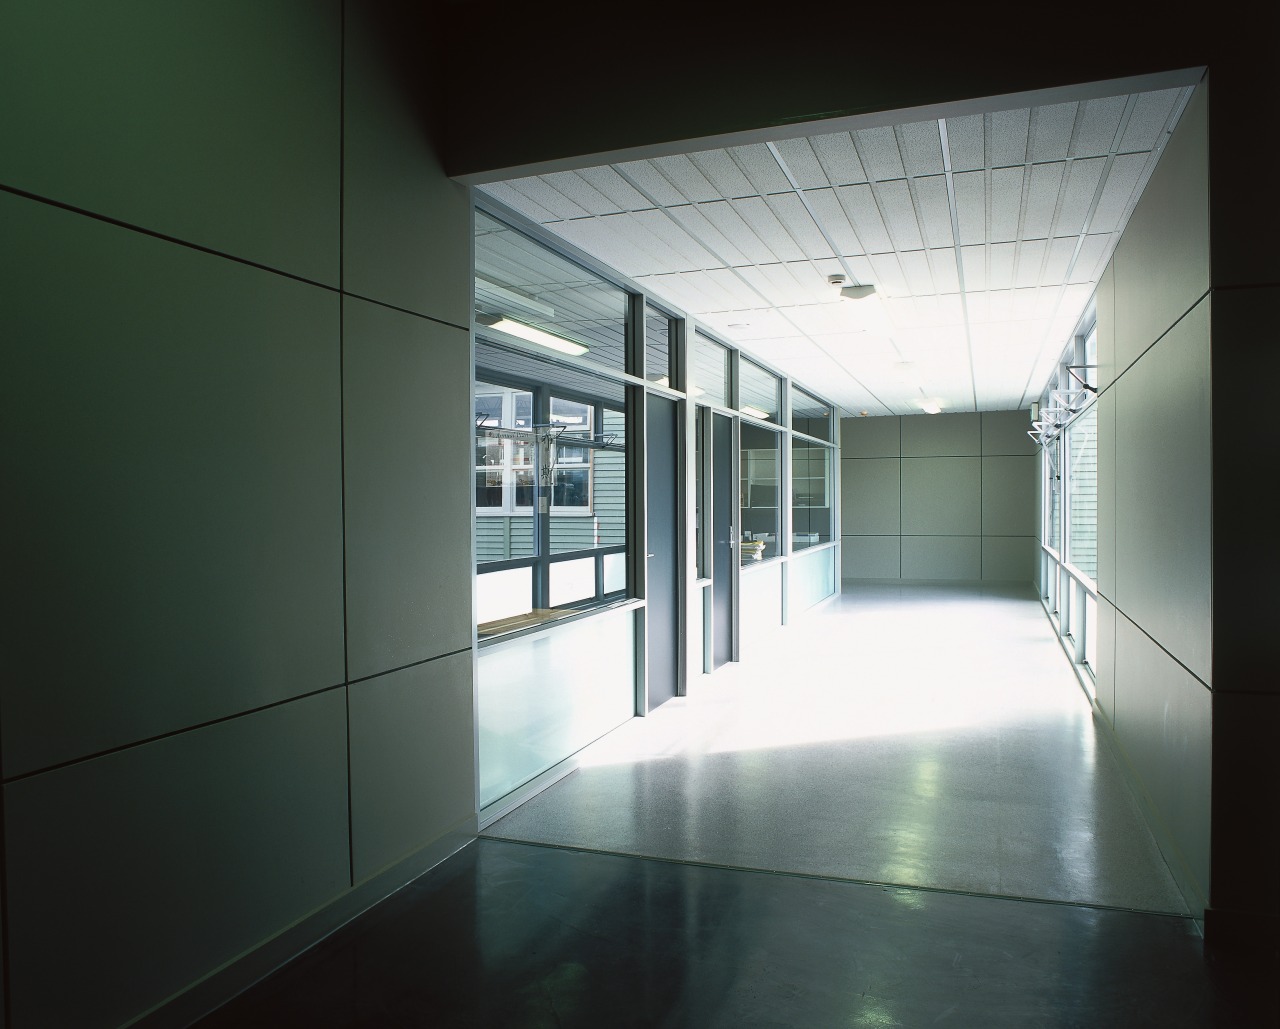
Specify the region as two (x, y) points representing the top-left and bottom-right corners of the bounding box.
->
(477, 82), (1195, 417)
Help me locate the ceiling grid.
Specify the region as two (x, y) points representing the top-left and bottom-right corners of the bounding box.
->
(479, 83), (1196, 416)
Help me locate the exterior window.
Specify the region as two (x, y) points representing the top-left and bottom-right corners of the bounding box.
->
(1066, 405), (1098, 582)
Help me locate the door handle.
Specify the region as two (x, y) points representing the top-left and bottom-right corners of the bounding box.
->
(647, 553), (656, 558)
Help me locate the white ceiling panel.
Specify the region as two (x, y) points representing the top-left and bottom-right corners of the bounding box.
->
(1119, 89), (1181, 152)
(688, 149), (755, 198)
(927, 249), (960, 294)
(988, 244), (1017, 290)
(732, 197), (808, 262)
(809, 132), (867, 186)
(614, 160), (688, 207)
(897, 120), (945, 177)
(705, 266), (774, 308)
(854, 125), (907, 181)
(953, 172), (986, 246)
(554, 217), (664, 275)
(867, 252), (909, 296)
(665, 203), (752, 266)
(771, 138), (830, 189)
(1071, 96), (1127, 158)
(989, 166), (1025, 244)
(988, 108), (1030, 166)
(945, 114), (985, 172)
(898, 250), (935, 296)
(698, 200), (777, 264)
(506, 175), (592, 220)
(631, 208), (724, 270)
(576, 165), (653, 212)
(960, 244), (987, 292)
(1043, 237), (1077, 285)
(1091, 152), (1150, 232)
(730, 144), (793, 195)
(837, 184), (893, 254)
(1068, 234), (1112, 284)
(482, 180), (559, 224)
(653, 154), (723, 204)
(877, 179), (925, 251)
(765, 193), (835, 260)
(803, 188), (865, 256)
(540, 171), (624, 217)
(1053, 157), (1106, 236)
(1014, 240), (1048, 288)
(735, 265), (799, 308)
(1023, 163), (1066, 239)
(1030, 102), (1078, 163)
(913, 175), (955, 249)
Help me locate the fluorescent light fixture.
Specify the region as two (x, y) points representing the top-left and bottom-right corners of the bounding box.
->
(740, 404), (770, 419)
(485, 317), (588, 356)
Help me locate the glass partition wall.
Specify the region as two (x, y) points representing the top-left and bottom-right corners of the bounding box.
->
(1036, 320), (1099, 694)
(473, 199), (842, 815)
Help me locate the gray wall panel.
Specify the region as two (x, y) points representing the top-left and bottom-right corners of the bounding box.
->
(0, 0), (341, 284)
(840, 415), (900, 457)
(1113, 613), (1211, 912)
(981, 410), (1036, 456)
(1, 192), (345, 777)
(3, 691), (350, 1028)
(1095, 595), (1117, 725)
(840, 458), (901, 535)
(901, 457), (981, 535)
(343, 298), (474, 680)
(901, 536), (981, 580)
(342, 3), (472, 323)
(981, 456), (1036, 536)
(1111, 85), (1209, 378)
(1095, 264), (1117, 391)
(981, 537), (1036, 583)
(1114, 297), (1212, 685)
(902, 412), (980, 456)
(841, 536), (900, 579)
(349, 653), (476, 883)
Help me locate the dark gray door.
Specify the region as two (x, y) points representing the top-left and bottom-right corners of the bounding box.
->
(645, 394), (680, 709)
(711, 412), (734, 668)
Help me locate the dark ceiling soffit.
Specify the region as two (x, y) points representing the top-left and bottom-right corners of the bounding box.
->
(446, 67), (1205, 187)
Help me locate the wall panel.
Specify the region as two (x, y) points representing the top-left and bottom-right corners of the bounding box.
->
(3, 691), (350, 1028)
(1, 191), (345, 777)
(840, 458), (900, 534)
(901, 458), (981, 536)
(901, 536), (981, 580)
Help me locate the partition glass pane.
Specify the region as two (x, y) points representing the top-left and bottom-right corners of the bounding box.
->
(645, 310), (673, 387)
(739, 358), (780, 423)
(475, 210), (628, 375)
(690, 333), (729, 408)
(789, 543), (837, 616)
(740, 422), (781, 563)
(791, 438), (832, 550)
(1067, 405), (1098, 582)
(792, 387), (833, 441)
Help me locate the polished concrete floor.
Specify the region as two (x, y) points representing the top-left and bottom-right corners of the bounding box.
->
(486, 583), (1186, 913)
(193, 584), (1279, 1026)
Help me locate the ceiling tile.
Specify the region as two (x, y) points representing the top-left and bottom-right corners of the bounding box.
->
(953, 172), (986, 246)
(764, 193), (836, 260)
(705, 266), (774, 309)
(1070, 95), (1127, 158)
(653, 154), (724, 203)
(898, 250), (935, 295)
(928, 249), (960, 293)
(553, 216), (666, 277)
(1030, 102), (1078, 163)
(506, 175), (592, 220)
(912, 175), (954, 248)
(577, 166), (653, 212)
(688, 149), (755, 198)
(1042, 236), (1077, 284)
(804, 187), (865, 255)
(876, 179), (925, 251)
(867, 252), (909, 296)
(944, 114), (985, 172)
(771, 138), (830, 189)
(960, 244), (987, 291)
(988, 108), (1030, 166)
(836, 184), (893, 254)
(698, 200), (775, 264)
(730, 144), (793, 195)
(731, 197), (807, 262)
(479, 181), (558, 224)
(897, 120), (945, 176)
(1068, 234), (1112, 283)
(665, 203), (753, 266)
(854, 125), (906, 181)
(1090, 152), (1149, 233)
(988, 243), (1016, 290)
(614, 160), (689, 207)
(540, 171), (623, 216)
(1052, 157), (1105, 237)
(1023, 163), (1065, 239)
(631, 208), (724, 270)
(1119, 88), (1182, 152)
(989, 166), (1024, 244)
(809, 132), (867, 186)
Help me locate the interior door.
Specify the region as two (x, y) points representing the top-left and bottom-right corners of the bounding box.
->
(645, 393), (680, 709)
(711, 411), (734, 668)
